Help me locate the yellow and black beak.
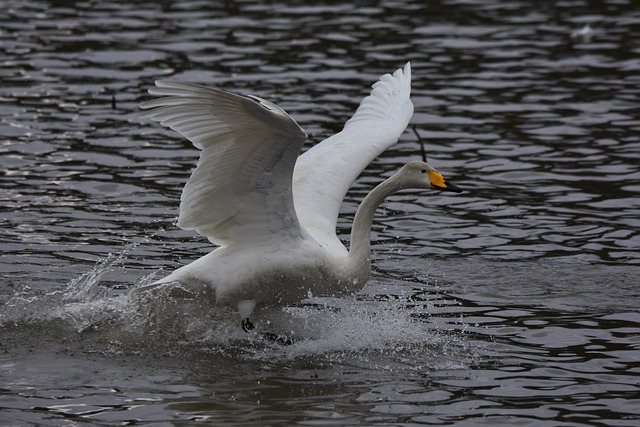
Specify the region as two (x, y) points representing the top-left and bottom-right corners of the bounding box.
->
(427, 170), (463, 193)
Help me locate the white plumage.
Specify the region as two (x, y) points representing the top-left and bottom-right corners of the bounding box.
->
(140, 63), (461, 325)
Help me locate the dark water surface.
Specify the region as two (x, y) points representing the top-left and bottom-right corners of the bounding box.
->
(2, 1), (640, 425)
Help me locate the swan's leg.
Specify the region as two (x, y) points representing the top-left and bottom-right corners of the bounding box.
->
(238, 299), (256, 332)
(238, 299), (256, 318)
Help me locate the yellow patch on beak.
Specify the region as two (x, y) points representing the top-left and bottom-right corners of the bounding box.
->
(427, 170), (446, 189)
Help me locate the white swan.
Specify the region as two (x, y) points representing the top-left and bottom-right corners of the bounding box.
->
(140, 63), (461, 329)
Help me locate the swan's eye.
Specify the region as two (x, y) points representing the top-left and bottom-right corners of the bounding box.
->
(421, 169), (427, 174)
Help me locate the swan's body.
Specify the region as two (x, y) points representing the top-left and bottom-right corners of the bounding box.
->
(140, 63), (461, 323)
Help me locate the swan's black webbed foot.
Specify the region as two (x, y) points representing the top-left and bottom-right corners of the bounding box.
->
(241, 318), (293, 345)
(241, 318), (255, 332)
(262, 332), (294, 346)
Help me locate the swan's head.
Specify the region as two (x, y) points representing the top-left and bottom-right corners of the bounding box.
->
(399, 161), (462, 193)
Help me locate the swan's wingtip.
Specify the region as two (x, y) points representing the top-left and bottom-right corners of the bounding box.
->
(153, 79), (174, 87)
(390, 62), (411, 83)
(144, 80), (171, 96)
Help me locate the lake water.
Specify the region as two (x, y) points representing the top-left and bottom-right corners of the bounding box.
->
(2, 0), (640, 425)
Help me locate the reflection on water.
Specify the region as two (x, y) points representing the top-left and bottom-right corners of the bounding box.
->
(1, 0), (640, 425)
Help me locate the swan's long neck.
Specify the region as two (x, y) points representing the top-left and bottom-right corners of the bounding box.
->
(347, 172), (405, 275)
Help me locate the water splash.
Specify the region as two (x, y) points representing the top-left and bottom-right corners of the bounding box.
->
(1, 237), (158, 332)
(0, 238), (476, 369)
(242, 296), (475, 371)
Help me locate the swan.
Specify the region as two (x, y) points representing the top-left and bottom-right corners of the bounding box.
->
(139, 63), (462, 331)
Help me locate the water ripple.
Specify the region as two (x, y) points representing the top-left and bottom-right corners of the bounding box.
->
(1, 0), (640, 425)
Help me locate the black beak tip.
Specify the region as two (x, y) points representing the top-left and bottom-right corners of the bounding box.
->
(444, 181), (463, 193)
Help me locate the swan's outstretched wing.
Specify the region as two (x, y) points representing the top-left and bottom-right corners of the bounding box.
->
(141, 82), (307, 246)
(292, 63), (413, 238)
